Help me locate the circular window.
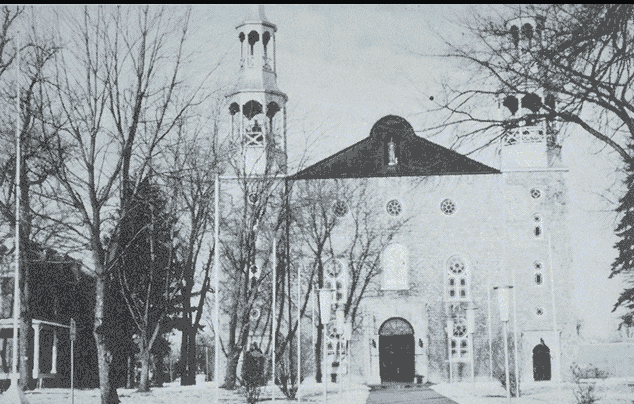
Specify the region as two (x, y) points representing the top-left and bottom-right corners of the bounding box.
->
(533, 214), (542, 223)
(440, 199), (456, 215)
(453, 318), (468, 337)
(533, 261), (543, 271)
(325, 258), (344, 278)
(530, 188), (542, 199)
(332, 200), (348, 217)
(535, 307), (545, 316)
(386, 199), (403, 217)
(448, 256), (466, 274)
(247, 192), (258, 205)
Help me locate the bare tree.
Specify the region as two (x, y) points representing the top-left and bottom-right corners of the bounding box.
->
(428, 4), (634, 161)
(428, 3), (634, 323)
(290, 178), (408, 384)
(216, 167), (286, 389)
(167, 114), (221, 386)
(45, 6), (213, 403)
(0, 6), (63, 389)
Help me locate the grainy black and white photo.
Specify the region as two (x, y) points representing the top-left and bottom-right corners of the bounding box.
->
(0, 4), (633, 404)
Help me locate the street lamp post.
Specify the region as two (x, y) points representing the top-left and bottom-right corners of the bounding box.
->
(465, 302), (478, 383)
(494, 285), (513, 404)
(318, 288), (333, 404)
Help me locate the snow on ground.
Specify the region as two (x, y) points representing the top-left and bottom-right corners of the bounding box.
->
(21, 375), (369, 404)
(432, 379), (634, 404)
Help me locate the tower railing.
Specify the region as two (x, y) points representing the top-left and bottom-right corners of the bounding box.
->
(503, 123), (546, 146)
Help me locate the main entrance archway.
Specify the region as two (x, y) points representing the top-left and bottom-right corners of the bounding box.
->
(532, 340), (551, 381)
(379, 317), (415, 383)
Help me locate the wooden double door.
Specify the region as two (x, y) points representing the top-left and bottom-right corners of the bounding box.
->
(379, 318), (415, 383)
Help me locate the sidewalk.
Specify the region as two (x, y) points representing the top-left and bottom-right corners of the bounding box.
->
(366, 383), (460, 404)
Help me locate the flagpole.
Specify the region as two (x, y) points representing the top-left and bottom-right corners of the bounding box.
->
(271, 237), (276, 403)
(2, 29), (30, 404)
(214, 174), (220, 398)
(297, 263), (301, 403)
(12, 28), (22, 384)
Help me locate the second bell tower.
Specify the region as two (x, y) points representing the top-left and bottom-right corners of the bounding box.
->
(227, 5), (288, 176)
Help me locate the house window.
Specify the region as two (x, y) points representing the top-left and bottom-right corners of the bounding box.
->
(381, 244), (409, 290)
(446, 256), (469, 301)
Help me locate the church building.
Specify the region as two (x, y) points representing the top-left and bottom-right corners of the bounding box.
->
(220, 7), (577, 386)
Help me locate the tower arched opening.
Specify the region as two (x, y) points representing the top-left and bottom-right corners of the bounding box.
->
(248, 30), (259, 55)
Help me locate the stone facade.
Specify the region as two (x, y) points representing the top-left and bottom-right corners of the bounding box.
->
(318, 168), (576, 384)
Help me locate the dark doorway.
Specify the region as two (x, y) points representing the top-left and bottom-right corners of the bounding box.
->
(379, 318), (415, 383)
(532, 339), (551, 381)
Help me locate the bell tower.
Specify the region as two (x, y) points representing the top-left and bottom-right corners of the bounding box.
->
(499, 17), (562, 170)
(227, 5), (288, 176)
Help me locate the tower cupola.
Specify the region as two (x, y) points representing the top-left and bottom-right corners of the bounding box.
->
(500, 16), (562, 170)
(228, 5), (288, 176)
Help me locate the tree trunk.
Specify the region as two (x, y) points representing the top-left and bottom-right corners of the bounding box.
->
(179, 325), (196, 386)
(94, 275), (120, 404)
(315, 324), (323, 383)
(222, 349), (241, 389)
(137, 346), (150, 392)
(154, 353), (165, 387)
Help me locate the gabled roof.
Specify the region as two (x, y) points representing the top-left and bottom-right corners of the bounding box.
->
(289, 115), (500, 180)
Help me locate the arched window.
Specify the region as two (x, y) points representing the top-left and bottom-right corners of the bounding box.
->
(533, 260), (543, 286)
(262, 31), (271, 65)
(238, 32), (245, 60)
(381, 244), (409, 290)
(242, 100), (263, 120)
(503, 95), (519, 115)
(510, 25), (519, 48)
(267, 102), (280, 135)
(449, 317), (470, 360)
(522, 93), (542, 113)
(248, 30), (259, 55)
(446, 256), (469, 301)
(522, 23), (534, 42)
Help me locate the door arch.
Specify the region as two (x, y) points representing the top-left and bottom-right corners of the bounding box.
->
(379, 317), (415, 383)
(532, 339), (551, 381)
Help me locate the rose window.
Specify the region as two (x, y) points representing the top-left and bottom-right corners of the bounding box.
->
(440, 199), (456, 215)
(385, 199), (403, 217)
(332, 200), (348, 217)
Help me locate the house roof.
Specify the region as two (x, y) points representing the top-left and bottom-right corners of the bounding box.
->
(289, 115), (500, 180)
